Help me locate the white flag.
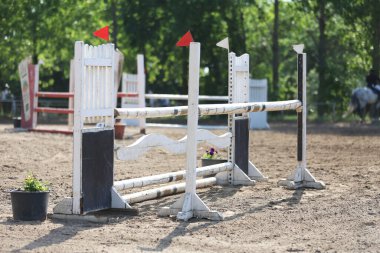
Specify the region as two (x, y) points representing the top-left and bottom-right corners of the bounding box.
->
(216, 37), (229, 51)
(292, 44), (304, 54)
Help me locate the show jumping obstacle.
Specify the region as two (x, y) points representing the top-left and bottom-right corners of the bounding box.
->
(18, 58), (75, 134)
(119, 55), (269, 131)
(53, 41), (325, 222)
(18, 51), (123, 134)
(118, 55), (236, 133)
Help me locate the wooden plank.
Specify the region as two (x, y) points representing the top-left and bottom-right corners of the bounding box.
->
(34, 107), (74, 114)
(123, 177), (217, 204)
(114, 162), (233, 190)
(84, 58), (112, 67)
(115, 130), (232, 161)
(114, 100), (302, 119)
(234, 118), (249, 174)
(73, 41), (84, 214)
(144, 94), (229, 101)
(82, 129), (114, 213)
(117, 93), (138, 98)
(36, 92), (74, 98)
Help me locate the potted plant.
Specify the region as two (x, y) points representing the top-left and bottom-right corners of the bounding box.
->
(10, 174), (49, 221)
(201, 147), (227, 167)
(114, 119), (126, 140)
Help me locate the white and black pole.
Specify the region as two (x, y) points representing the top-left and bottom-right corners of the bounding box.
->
(278, 44), (325, 190)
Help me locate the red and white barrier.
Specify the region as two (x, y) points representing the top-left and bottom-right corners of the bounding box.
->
(18, 58), (74, 134)
(19, 50), (124, 134)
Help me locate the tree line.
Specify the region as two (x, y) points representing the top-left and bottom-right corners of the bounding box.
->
(0, 0), (379, 118)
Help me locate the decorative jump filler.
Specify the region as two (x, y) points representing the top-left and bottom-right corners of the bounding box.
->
(53, 36), (324, 222)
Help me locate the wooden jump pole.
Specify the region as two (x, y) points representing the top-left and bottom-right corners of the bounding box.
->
(123, 177), (217, 204)
(115, 100), (301, 119)
(114, 162), (233, 191)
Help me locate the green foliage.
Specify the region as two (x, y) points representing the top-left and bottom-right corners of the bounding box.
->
(23, 174), (49, 192)
(0, 0), (378, 119)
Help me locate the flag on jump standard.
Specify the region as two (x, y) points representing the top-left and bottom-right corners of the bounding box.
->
(216, 37), (229, 51)
(176, 31), (194, 47)
(93, 26), (110, 41)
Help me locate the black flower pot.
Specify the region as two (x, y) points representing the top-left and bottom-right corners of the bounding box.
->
(13, 117), (21, 128)
(201, 158), (228, 167)
(10, 191), (49, 221)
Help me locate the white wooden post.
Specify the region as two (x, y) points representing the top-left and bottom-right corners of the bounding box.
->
(72, 41), (84, 214)
(278, 44), (325, 190)
(32, 64), (39, 130)
(68, 59), (74, 129)
(137, 54), (146, 134)
(216, 53), (266, 185)
(158, 42), (223, 221)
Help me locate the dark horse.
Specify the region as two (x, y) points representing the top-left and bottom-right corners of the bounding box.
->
(345, 87), (380, 123)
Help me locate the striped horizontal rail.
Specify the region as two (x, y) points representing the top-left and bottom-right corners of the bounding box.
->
(34, 107), (74, 114)
(117, 93), (229, 101)
(36, 92), (74, 98)
(115, 100), (302, 119)
(30, 129), (73, 135)
(144, 94), (228, 101)
(117, 93), (138, 98)
(121, 177), (217, 204)
(114, 162), (233, 191)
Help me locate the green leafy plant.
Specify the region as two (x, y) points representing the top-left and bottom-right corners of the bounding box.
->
(202, 148), (220, 159)
(23, 174), (49, 192)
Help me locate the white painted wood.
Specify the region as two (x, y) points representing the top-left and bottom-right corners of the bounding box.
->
(115, 100), (302, 119)
(248, 161), (268, 181)
(72, 41), (84, 214)
(249, 79), (269, 129)
(72, 41), (116, 214)
(184, 42), (200, 196)
(32, 64), (39, 129)
(114, 162), (233, 190)
(82, 108), (114, 117)
(302, 52), (307, 172)
(121, 73), (139, 127)
(159, 42), (221, 221)
(18, 57), (32, 122)
(84, 58), (112, 67)
(137, 54), (146, 133)
(111, 187), (132, 209)
(115, 129), (231, 161)
(114, 50), (124, 108)
(68, 59), (75, 129)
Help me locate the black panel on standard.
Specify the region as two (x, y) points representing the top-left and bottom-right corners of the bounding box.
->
(82, 130), (114, 213)
(297, 54), (303, 162)
(234, 118), (249, 174)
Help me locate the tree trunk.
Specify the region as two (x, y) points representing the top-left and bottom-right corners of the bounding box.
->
(181, 47), (188, 94)
(272, 0), (279, 100)
(111, 0), (118, 49)
(317, 0), (327, 118)
(371, 17), (380, 74)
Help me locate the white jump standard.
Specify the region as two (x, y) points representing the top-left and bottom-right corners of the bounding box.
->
(277, 44), (325, 190)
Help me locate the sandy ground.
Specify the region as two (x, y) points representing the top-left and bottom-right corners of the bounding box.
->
(0, 122), (379, 253)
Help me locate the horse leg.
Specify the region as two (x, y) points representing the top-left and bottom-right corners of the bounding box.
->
(358, 106), (366, 124)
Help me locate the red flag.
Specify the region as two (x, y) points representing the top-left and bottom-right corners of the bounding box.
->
(93, 26), (109, 41)
(176, 31), (194, 47)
